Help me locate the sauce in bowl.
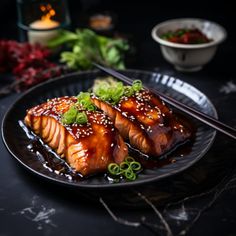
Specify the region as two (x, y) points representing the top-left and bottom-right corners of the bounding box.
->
(160, 28), (212, 44)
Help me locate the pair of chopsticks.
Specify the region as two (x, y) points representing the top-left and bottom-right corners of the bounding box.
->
(93, 63), (236, 140)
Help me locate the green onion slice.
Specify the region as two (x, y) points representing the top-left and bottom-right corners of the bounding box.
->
(130, 161), (142, 171)
(77, 92), (96, 111)
(120, 162), (130, 171)
(107, 156), (142, 181)
(108, 163), (121, 176)
(61, 105), (89, 125)
(125, 156), (135, 163)
(124, 168), (136, 181)
(132, 80), (142, 92)
(124, 86), (134, 97)
(76, 112), (88, 124)
(93, 78), (143, 104)
(61, 106), (78, 125)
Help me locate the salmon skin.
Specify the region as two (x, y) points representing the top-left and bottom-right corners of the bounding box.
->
(24, 96), (128, 176)
(92, 90), (192, 157)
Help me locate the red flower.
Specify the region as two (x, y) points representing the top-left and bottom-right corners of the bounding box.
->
(0, 40), (61, 90)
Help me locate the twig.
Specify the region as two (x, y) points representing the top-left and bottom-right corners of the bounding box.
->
(99, 197), (141, 227)
(136, 192), (173, 236)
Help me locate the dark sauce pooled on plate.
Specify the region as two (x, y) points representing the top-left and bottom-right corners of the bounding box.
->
(127, 112), (195, 170)
(19, 120), (83, 181)
(19, 111), (194, 182)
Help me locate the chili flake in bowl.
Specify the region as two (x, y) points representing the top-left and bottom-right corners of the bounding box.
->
(152, 18), (227, 72)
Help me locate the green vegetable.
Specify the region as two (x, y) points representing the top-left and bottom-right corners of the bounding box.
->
(47, 30), (79, 47)
(76, 92), (96, 111)
(61, 105), (89, 125)
(176, 29), (187, 37)
(108, 163), (121, 176)
(132, 80), (143, 92)
(111, 82), (124, 103)
(107, 156), (142, 181)
(93, 77), (143, 104)
(160, 31), (174, 40)
(61, 106), (78, 125)
(123, 86), (134, 97)
(48, 28), (129, 70)
(76, 112), (88, 124)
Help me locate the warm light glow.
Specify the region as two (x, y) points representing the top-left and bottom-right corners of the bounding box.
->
(28, 4), (59, 46)
(40, 4), (56, 21)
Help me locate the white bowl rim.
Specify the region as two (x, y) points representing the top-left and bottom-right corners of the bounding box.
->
(151, 18), (227, 49)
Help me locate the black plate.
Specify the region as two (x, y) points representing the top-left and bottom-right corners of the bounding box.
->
(1, 70), (217, 189)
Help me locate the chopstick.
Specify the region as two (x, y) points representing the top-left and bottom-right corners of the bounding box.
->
(93, 63), (236, 140)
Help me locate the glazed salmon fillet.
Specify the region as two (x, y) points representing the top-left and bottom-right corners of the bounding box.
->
(92, 90), (191, 157)
(24, 97), (128, 176)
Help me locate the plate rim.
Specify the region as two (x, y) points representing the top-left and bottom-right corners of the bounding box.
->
(1, 69), (217, 189)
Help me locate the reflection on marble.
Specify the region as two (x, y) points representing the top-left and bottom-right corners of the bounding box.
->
(12, 195), (57, 230)
(220, 81), (236, 94)
(100, 165), (236, 236)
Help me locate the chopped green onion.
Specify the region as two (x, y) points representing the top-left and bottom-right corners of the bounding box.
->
(120, 162), (129, 171)
(61, 106), (78, 125)
(125, 156), (135, 163)
(76, 112), (88, 124)
(77, 92), (96, 111)
(61, 105), (89, 125)
(93, 78), (143, 104)
(132, 80), (142, 92)
(124, 86), (134, 97)
(107, 156), (142, 182)
(124, 167), (136, 181)
(110, 82), (124, 103)
(108, 163), (121, 176)
(130, 161), (142, 171)
(77, 92), (91, 101)
(87, 104), (96, 111)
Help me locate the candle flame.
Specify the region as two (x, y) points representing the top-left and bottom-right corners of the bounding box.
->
(40, 4), (56, 21)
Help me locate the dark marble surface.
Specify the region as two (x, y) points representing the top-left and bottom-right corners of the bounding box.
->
(1, 67), (236, 236)
(1, 1), (236, 236)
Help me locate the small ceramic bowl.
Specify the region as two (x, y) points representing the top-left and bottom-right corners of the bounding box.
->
(151, 18), (227, 72)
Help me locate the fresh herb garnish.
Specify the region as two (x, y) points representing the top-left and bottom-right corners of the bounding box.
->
(123, 86), (134, 97)
(61, 106), (78, 125)
(108, 156), (142, 181)
(48, 28), (129, 70)
(61, 92), (97, 125)
(131, 80), (142, 92)
(76, 92), (96, 111)
(75, 111), (88, 124)
(93, 77), (143, 104)
(61, 106), (89, 125)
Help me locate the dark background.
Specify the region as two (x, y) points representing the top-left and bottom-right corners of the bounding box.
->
(0, 0), (235, 71)
(1, 1), (236, 236)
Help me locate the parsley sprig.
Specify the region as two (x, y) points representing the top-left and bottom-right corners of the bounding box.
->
(48, 28), (129, 70)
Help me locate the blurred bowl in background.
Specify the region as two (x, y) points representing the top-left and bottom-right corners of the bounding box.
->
(151, 18), (227, 72)
(87, 11), (117, 37)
